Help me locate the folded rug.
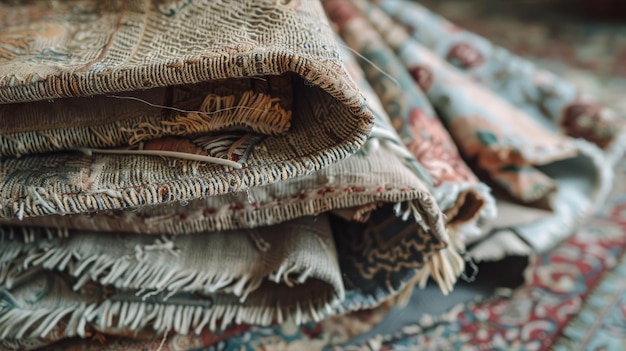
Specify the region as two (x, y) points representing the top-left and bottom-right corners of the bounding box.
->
(325, 0), (496, 249)
(3, 1), (624, 351)
(375, 0), (626, 260)
(0, 24), (477, 349)
(380, 0), (626, 160)
(0, 0), (374, 219)
(0, 147), (455, 349)
(0, 215), (345, 346)
(361, 164), (626, 351)
(86, 162), (622, 351)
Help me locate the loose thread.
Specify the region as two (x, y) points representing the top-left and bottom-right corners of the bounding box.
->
(338, 43), (400, 87)
(105, 95), (271, 115)
(74, 147), (242, 169)
(155, 327), (170, 351)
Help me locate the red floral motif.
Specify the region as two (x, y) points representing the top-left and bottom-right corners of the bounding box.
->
(449, 216), (625, 350)
(409, 65), (434, 92)
(560, 101), (618, 149)
(447, 43), (484, 69)
(406, 108), (476, 185)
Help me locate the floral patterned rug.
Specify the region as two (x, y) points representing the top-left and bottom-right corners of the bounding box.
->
(163, 4), (626, 350)
(419, 0), (626, 115)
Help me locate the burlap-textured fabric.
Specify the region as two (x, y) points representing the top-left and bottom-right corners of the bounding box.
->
(0, 0), (373, 219)
(0, 137), (456, 347)
(0, 215), (343, 345)
(0, 31), (470, 349)
(0, 144), (454, 348)
(1, 39), (486, 243)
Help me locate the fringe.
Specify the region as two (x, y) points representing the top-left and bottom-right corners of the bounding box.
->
(1, 223), (344, 339)
(0, 90), (292, 159)
(0, 227), (69, 286)
(0, 287), (340, 340)
(4, 235), (323, 304)
(397, 195), (449, 243)
(413, 239), (466, 296)
(2, 189), (467, 341)
(0, 226), (68, 244)
(335, 244), (465, 322)
(336, 195), (464, 315)
(125, 91), (291, 145)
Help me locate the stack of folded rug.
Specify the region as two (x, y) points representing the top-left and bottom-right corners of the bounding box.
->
(0, 1), (624, 350)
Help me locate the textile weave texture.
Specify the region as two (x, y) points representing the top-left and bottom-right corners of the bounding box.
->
(0, 0), (625, 350)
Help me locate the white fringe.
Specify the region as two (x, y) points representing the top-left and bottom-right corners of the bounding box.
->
(2, 273), (340, 340)
(6, 236), (320, 305)
(0, 289), (341, 340)
(413, 240), (466, 296)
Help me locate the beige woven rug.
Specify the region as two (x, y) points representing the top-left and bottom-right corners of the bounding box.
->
(0, 0), (373, 220)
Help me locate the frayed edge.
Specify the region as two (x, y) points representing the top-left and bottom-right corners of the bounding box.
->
(413, 238), (466, 296)
(125, 91), (291, 145)
(3, 181), (429, 227)
(393, 194), (449, 243)
(337, 195), (461, 315)
(0, 227), (69, 287)
(0, 247), (26, 286)
(394, 234), (466, 306)
(4, 234), (326, 304)
(1, 290), (342, 340)
(0, 303), (90, 340)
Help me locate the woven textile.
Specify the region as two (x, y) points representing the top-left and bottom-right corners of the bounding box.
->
(1, 0), (626, 350)
(366, 165), (626, 351)
(0, 0), (374, 219)
(0, 5), (473, 346)
(367, 0), (625, 260)
(0, 216), (344, 346)
(554, 253), (626, 350)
